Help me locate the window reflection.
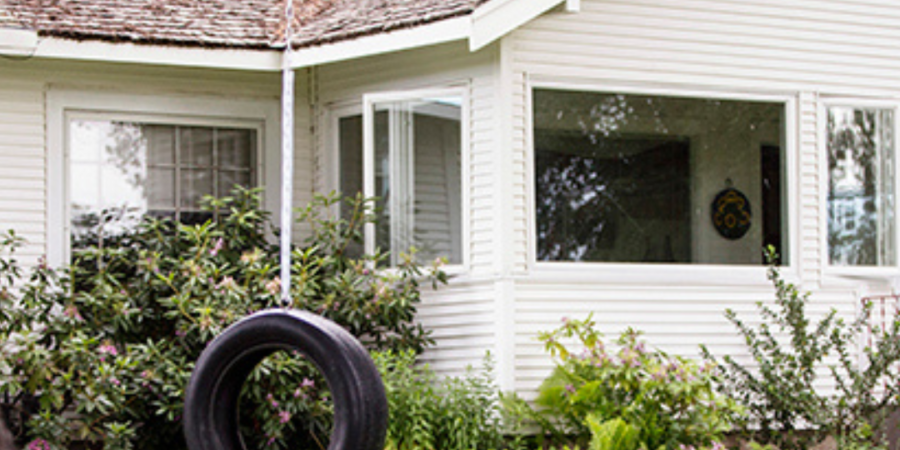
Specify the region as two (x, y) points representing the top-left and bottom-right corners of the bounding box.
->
(69, 120), (257, 251)
(533, 90), (786, 265)
(827, 107), (895, 266)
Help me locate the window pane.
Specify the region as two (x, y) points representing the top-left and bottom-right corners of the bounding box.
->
(146, 125), (176, 166)
(148, 167), (176, 209)
(828, 107), (895, 266)
(180, 127), (213, 167)
(370, 97), (463, 265)
(217, 128), (255, 168)
(533, 89), (786, 265)
(181, 168), (214, 209)
(217, 170), (251, 197)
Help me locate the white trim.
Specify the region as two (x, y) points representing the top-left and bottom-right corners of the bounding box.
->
(361, 86), (471, 272)
(470, 0), (564, 51)
(291, 17), (471, 69)
(34, 38), (282, 71)
(22, 0), (574, 71)
(818, 96), (900, 285)
(46, 89), (280, 267)
(524, 79), (800, 284)
(0, 28), (38, 57)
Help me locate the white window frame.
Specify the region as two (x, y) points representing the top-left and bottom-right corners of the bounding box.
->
(47, 90), (280, 266)
(351, 86), (471, 271)
(525, 78), (799, 286)
(819, 97), (900, 284)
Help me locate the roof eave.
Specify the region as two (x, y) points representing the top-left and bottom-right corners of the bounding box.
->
(290, 0), (579, 69)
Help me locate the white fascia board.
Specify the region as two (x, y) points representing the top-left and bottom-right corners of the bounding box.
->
(469, 0), (563, 51)
(0, 28), (38, 57)
(34, 38), (282, 71)
(290, 16), (469, 69)
(566, 0), (581, 12)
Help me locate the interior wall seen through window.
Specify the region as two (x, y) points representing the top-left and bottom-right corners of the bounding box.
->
(69, 120), (257, 250)
(338, 97), (463, 265)
(532, 89), (786, 265)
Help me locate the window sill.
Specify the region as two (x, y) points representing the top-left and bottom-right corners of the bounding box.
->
(822, 266), (900, 290)
(525, 261), (786, 287)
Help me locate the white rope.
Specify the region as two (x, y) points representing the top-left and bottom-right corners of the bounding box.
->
(279, 0), (295, 307)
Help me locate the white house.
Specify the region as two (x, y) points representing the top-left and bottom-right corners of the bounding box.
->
(0, 0), (897, 396)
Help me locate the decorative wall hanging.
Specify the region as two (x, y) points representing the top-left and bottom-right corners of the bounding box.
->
(712, 187), (751, 240)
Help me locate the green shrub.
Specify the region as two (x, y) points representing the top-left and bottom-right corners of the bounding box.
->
(0, 189), (444, 450)
(702, 247), (900, 450)
(374, 350), (507, 450)
(513, 316), (740, 450)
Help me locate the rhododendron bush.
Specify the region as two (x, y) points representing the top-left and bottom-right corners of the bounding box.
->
(0, 189), (444, 450)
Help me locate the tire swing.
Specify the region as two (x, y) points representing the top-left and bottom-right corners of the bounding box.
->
(183, 13), (388, 450)
(183, 310), (388, 450)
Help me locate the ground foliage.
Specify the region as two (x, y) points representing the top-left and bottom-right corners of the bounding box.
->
(702, 247), (900, 450)
(507, 316), (741, 450)
(0, 188), (445, 450)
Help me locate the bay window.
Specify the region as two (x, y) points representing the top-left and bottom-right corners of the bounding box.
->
(532, 89), (787, 265)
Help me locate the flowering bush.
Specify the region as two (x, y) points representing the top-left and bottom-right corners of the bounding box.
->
(0, 189), (444, 450)
(513, 316), (741, 450)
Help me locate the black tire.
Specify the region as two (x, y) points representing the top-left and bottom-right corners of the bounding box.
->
(183, 309), (388, 450)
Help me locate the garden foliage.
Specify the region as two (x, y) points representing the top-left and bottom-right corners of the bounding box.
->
(374, 350), (509, 450)
(511, 316), (741, 450)
(0, 189), (444, 450)
(702, 247), (900, 450)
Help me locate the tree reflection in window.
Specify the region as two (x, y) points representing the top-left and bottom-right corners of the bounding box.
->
(827, 107), (895, 266)
(533, 89), (786, 265)
(69, 120), (256, 252)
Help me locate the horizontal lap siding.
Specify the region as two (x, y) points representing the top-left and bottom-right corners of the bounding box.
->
(508, 0), (897, 395)
(315, 43), (501, 376)
(0, 78), (45, 265)
(512, 280), (857, 398)
(0, 60), (282, 267)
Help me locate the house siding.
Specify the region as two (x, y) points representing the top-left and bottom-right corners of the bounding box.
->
(504, 0), (899, 394)
(0, 59), (303, 266)
(0, 77), (45, 266)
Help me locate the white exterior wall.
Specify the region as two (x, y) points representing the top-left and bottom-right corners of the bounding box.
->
(313, 42), (505, 377)
(0, 58), (316, 266)
(504, 0), (899, 395)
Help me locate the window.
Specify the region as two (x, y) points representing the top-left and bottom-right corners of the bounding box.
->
(69, 119), (257, 249)
(827, 106), (895, 266)
(337, 91), (464, 266)
(47, 90), (278, 266)
(532, 89), (786, 265)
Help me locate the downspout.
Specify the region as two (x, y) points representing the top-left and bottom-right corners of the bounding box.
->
(279, 0), (295, 306)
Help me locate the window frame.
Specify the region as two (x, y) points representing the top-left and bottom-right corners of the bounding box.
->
(48, 90), (279, 266)
(526, 79), (799, 286)
(819, 97), (900, 282)
(339, 86), (471, 271)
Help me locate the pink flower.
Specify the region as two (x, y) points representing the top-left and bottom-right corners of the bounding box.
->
(98, 343), (118, 357)
(26, 438), (50, 450)
(210, 238), (224, 256)
(64, 305), (83, 321)
(564, 384), (576, 394)
(301, 378), (315, 389)
(266, 278), (281, 296)
(111, 378), (120, 386)
(278, 411), (291, 424)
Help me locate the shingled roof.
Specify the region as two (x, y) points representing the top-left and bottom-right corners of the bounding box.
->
(0, 0), (487, 50)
